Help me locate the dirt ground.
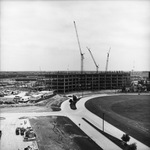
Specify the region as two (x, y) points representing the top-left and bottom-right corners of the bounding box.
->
(29, 116), (102, 150)
(0, 93), (102, 150)
(85, 94), (150, 147)
(0, 94), (66, 113)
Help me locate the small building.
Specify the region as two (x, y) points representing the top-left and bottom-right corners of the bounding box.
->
(30, 94), (43, 103)
(39, 90), (53, 98)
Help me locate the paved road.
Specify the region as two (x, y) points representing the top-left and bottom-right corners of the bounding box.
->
(70, 94), (150, 150)
(1, 93), (150, 150)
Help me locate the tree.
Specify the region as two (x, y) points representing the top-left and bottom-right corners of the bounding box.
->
(121, 133), (130, 145)
(73, 95), (78, 102)
(128, 143), (137, 150)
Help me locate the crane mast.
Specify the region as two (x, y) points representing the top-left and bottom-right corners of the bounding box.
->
(73, 21), (84, 73)
(87, 47), (99, 72)
(105, 47), (111, 72)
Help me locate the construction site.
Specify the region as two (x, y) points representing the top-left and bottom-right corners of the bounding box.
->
(0, 18), (150, 150)
(1, 21), (150, 95)
(42, 71), (130, 93)
(1, 21), (149, 94)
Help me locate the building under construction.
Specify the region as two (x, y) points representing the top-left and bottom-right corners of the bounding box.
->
(36, 22), (128, 93)
(44, 71), (130, 93)
(0, 71), (131, 93)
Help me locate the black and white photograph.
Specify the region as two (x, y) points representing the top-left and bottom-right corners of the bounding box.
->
(0, 0), (150, 150)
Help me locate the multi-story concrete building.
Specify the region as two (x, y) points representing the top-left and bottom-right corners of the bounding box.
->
(0, 71), (131, 93)
(44, 71), (130, 93)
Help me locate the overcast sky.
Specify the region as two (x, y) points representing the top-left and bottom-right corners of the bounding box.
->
(1, 0), (150, 72)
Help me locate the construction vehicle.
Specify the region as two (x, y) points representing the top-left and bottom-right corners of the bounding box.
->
(24, 141), (39, 150)
(24, 129), (36, 141)
(15, 127), (20, 135)
(15, 127), (26, 136)
(87, 47), (99, 72)
(24, 146), (32, 150)
(20, 128), (26, 136)
(73, 21), (84, 73)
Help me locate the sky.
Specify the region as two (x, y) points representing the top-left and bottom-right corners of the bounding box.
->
(0, 0), (150, 72)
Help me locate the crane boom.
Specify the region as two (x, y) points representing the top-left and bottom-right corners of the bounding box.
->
(73, 21), (84, 72)
(87, 47), (99, 72)
(105, 47), (111, 72)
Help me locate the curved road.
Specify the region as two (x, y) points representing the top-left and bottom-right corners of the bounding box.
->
(0, 94), (150, 150)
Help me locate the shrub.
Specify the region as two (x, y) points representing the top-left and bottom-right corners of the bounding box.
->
(121, 133), (130, 143)
(128, 143), (137, 150)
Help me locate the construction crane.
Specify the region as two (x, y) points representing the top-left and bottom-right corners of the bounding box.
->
(73, 21), (84, 73)
(105, 47), (111, 72)
(86, 47), (99, 72)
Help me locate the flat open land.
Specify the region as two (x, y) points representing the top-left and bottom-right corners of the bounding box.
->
(85, 95), (150, 147)
(30, 116), (102, 150)
(0, 94), (102, 150)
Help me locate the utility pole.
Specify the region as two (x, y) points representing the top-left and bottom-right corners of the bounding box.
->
(103, 113), (105, 132)
(87, 47), (99, 73)
(73, 21), (84, 73)
(105, 47), (111, 72)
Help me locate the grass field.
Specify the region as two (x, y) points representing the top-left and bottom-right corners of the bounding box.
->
(85, 94), (150, 147)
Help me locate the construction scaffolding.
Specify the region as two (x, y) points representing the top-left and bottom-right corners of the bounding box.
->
(0, 71), (131, 93)
(44, 71), (130, 93)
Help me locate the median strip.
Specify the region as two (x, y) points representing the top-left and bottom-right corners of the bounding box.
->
(82, 117), (126, 149)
